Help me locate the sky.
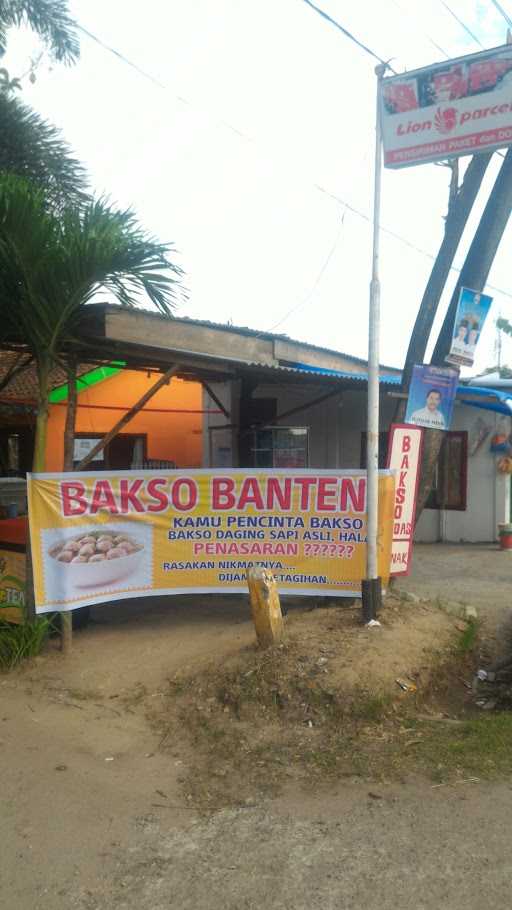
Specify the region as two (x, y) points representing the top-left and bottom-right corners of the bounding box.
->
(4, 0), (512, 375)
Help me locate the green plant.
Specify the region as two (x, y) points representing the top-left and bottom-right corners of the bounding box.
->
(0, 614), (52, 670)
(0, 92), (87, 208)
(0, 175), (183, 471)
(456, 619), (479, 656)
(0, 0), (80, 63)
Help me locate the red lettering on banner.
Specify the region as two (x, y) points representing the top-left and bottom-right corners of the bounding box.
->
(238, 478), (265, 510)
(147, 478), (168, 512)
(171, 478), (197, 512)
(400, 454), (410, 469)
(267, 477), (292, 510)
(317, 477), (338, 511)
(340, 478), (366, 513)
(212, 477), (236, 510)
(119, 479), (144, 512)
(396, 488), (406, 505)
(399, 471), (408, 487)
(90, 480), (118, 514)
(293, 477), (317, 510)
(61, 482), (87, 516)
(401, 436), (411, 453)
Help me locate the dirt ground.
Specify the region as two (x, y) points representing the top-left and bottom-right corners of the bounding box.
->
(397, 543), (512, 632)
(2, 544), (512, 909)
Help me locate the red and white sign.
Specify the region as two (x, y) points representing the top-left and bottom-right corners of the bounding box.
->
(386, 425), (423, 576)
(381, 44), (512, 168)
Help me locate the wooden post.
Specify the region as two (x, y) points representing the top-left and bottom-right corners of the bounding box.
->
(61, 612), (73, 655)
(247, 567), (284, 648)
(61, 357), (78, 652)
(75, 364), (180, 469)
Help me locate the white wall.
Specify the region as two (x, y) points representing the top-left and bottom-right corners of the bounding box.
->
(202, 382), (234, 467)
(415, 406), (511, 544)
(202, 382), (510, 543)
(203, 382), (395, 470)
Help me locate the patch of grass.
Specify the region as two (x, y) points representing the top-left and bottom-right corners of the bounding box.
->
(456, 620), (479, 656)
(414, 713), (512, 780)
(0, 615), (52, 671)
(150, 605), (495, 809)
(349, 692), (391, 723)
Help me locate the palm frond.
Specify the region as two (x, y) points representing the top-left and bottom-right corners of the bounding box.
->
(0, 0), (79, 63)
(0, 92), (88, 207)
(0, 176), (183, 363)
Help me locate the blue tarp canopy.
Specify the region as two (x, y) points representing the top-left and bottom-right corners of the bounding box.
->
(457, 385), (512, 416)
(287, 362), (512, 416)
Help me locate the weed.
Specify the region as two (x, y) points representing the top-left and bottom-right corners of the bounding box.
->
(456, 620), (479, 656)
(0, 615), (53, 671)
(414, 713), (512, 780)
(349, 692), (391, 723)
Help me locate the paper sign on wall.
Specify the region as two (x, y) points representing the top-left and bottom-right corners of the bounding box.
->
(405, 365), (458, 431)
(73, 438), (104, 463)
(387, 425), (423, 576)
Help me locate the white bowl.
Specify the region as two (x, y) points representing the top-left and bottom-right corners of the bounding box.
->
(48, 533), (145, 590)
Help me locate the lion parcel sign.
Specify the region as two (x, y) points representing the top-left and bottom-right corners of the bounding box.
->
(381, 43), (512, 168)
(27, 469), (395, 613)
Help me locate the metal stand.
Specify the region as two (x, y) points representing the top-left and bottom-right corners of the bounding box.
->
(361, 577), (382, 624)
(362, 64), (387, 624)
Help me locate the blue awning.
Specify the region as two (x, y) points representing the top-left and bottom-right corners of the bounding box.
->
(457, 385), (512, 416)
(286, 361), (512, 416)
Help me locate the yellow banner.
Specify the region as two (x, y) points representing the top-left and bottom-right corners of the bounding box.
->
(0, 549), (26, 624)
(27, 470), (395, 613)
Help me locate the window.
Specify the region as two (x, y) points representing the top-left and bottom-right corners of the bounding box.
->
(250, 427), (309, 468)
(425, 431), (467, 511)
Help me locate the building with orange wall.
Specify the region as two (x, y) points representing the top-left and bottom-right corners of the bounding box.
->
(45, 369), (207, 471)
(0, 355), (212, 474)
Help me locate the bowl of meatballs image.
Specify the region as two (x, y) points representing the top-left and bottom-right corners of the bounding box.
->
(48, 530), (145, 589)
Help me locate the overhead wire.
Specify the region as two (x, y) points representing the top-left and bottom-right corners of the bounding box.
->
(301, 0), (397, 72)
(489, 0), (512, 30)
(388, 0), (451, 59)
(438, 0), (486, 48)
(74, 15), (512, 313)
(267, 211), (347, 332)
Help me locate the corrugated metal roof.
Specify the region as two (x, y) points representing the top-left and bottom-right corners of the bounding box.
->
(97, 304), (401, 373)
(282, 361), (401, 383)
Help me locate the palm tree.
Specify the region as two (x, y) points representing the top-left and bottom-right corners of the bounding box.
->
(0, 91), (87, 207)
(0, 174), (183, 471)
(0, 0), (79, 63)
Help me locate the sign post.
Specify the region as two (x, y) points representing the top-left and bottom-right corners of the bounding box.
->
(363, 64), (387, 624)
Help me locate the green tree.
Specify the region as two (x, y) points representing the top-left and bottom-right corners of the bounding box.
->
(0, 174), (183, 471)
(0, 91), (87, 205)
(0, 0), (79, 63)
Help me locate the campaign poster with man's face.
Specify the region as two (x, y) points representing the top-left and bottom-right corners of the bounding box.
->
(405, 365), (458, 432)
(446, 287), (493, 368)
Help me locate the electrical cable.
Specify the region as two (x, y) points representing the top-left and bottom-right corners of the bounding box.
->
(267, 211), (347, 331)
(77, 25), (168, 89)
(438, 0), (486, 48)
(388, 0), (451, 59)
(75, 19), (512, 305)
(489, 0), (512, 30)
(300, 0), (397, 72)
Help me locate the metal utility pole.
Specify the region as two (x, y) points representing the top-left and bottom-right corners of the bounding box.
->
(362, 63), (386, 623)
